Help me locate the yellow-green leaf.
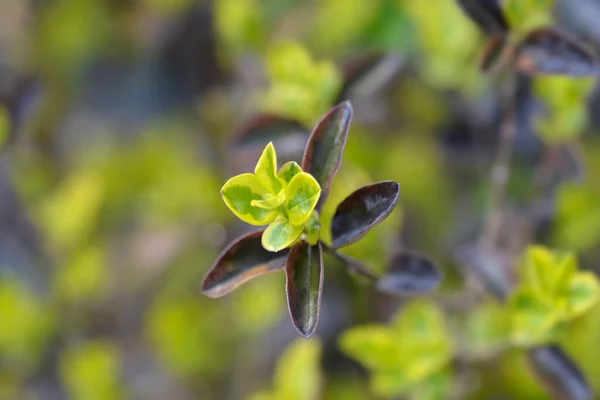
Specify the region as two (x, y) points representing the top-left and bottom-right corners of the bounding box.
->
(261, 218), (303, 252)
(221, 173), (278, 225)
(251, 189), (287, 209)
(567, 272), (600, 319)
(509, 287), (559, 346)
(339, 325), (399, 371)
(272, 338), (322, 400)
(254, 142), (283, 193)
(278, 161), (303, 184)
(285, 172), (321, 226)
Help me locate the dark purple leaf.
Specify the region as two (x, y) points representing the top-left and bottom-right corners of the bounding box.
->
(331, 181), (400, 249)
(528, 345), (591, 400)
(515, 28), (600, 76)
(230, 114), (308, 149)
(285, 242), (324, 338)
(456, 0), (509, 35)
(302, 101), (354, 210)
(335, 54), (403, 103)
(480, 35), (513, 74)
(376, 252), (442, 295)
(201, 230), (288, 298)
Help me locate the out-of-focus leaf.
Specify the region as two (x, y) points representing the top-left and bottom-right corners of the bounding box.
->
(201, 230), (288, 298)
(456, 0), (509, 35)
(263, 41), (342, 124)
(0, 107), (9, 147)
(285, 172), (321, 226)
(376, 253), (442, 296)
(285, 242), (323, 338)
(504, 0), (555, 32)
(411, 369), (454, 400)
(38, 169), (104, 251)
(60, 340), (124, 400)
(262, 217), (304, 252)
(215, 0), (264, 53)
(515, 28), (600, 76)
(510, 286), (559, 346)
(339, 325), (399, 370)
(330, 181), (400, 249)
(301, 101), (353, 210)
(527, 345), (591, 400)
(220, 173), (278, 226)
(0, 280), (54, 372)
(335, 54), (403, 102)
(249, 338), (322, 400)
(568, 272), (600, 318)
(273, 338), (322, 400)
(54, 245), (108, 302)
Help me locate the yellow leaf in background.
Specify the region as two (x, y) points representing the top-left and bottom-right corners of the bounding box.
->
(0, 279), (54, 372)
(60, 340), (124, 400)
(0, 107), (9, 147)
(263, 41), (342, 124)
(39, 170), (104, 251)
(272, 338), (322, 400)
(215, 0), (264, 52)
(54, 245), (108, 302)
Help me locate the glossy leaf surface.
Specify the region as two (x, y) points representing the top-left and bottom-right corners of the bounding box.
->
(330, 181), (400, 249)
(277, 161), (302, 184)
(515, 28), (600, 76)
(376, 252), (442, 295)
(262, 218), (304, 253)
(528, 345), (591, 400)
(302, 101), (353, 210)
(221, 173), (278, 225)
(201, 231), (288, 298)
(285, 172), (321, 226)
(255, 142), (283, 193)
(456, 0), (508, 35)
(285, 242), (323, 338)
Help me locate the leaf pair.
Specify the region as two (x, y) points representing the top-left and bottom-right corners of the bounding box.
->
(340, 301), (454, 398)
(221, 142), (321, 252)
(509, 246), (600, 346)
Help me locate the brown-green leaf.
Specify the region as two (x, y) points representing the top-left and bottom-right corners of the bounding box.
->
(302, 101), (353, 210)
(527, 345), (591, 400)
(515, 28), (600, 76)
(201, 231), (288, 298)
(285, 242), (324, 338)
(331, 181), (400, 249)
(480, 35), (513, 74)
(376, 252), (442, 296)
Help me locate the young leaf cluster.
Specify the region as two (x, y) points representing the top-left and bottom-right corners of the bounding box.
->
(509, 246), (600, 346)
(221, 142), (321, 252)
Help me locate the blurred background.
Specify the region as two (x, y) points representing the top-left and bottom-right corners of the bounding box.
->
(1, 0), (600, 399)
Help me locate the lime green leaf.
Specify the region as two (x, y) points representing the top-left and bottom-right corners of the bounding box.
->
(221, 173), (278, 225)
(0, 107), (9, 147)
(504, 0), (555, 32)
(262, 217), (304, 252)
(278, 161), (303, 184)
(567, 272), (600, 318)
(411, 369), (454, 400)
(552, 251), (577, 295)
(465, 299), (510, 356)
(510, 287), (559, 346)
(339, 325), (399, 370)
(60, 341), (124, 400)
(251, 189), (287, 209)
(255, 142), (283, 193)
(55, 245), (108, 302)
(524, 245), (555, 297)
(272, 338), (322, 400)
(285, 172), (321, 226)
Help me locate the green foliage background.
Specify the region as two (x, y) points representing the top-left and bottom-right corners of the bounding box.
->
(1, 0), (600, 399)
